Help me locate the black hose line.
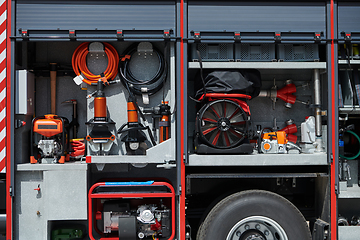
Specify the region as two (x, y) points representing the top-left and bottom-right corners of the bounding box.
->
(119, 43), (168, 96)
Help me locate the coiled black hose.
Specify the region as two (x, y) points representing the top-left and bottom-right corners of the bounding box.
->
(119, 44), (167, 96)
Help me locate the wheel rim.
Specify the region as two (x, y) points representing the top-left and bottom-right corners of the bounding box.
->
(198, 99), (247, 149)
(226, 216), (288, 240)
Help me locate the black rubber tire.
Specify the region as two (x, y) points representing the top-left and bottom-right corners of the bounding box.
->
(196, 190), (311, 240)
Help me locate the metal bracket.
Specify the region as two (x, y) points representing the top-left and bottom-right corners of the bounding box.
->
(15, 119), (26, 129)
(308, 104), (322, 109)
(9, 186), (13, 197)
(116, 30), (123, 40)
(186, 177), (191, 195)
(234, 32), (241, 43)
(314, 32), (321, 42)
(274, 32), (281, 42)
(163, 29), (170, 40)
(156, 160), (176, 169)
(69, 30), (76, 40)
(312, 219), (329, 240)
(20, 29), (28, 39)
(88, 42), (105, 53)
(345, 32), (352, 42)
(194, 32), (201, 42)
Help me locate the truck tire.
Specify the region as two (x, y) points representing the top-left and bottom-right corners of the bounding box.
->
(196, 190), (311, 240)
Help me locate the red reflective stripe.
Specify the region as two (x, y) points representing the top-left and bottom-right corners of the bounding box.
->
(0, 1), (5, 18)
(0, 156), (4, 171)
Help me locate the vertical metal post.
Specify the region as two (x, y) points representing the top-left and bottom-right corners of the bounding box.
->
(327, 0), (338, 239)
(314, 69), (324, 152)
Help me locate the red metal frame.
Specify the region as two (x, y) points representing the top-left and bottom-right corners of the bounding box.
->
(179, 0), (186, 239)
(330, 0), (337, 239)
(88, 182), (176, 240)
(6, 0), (12, 239)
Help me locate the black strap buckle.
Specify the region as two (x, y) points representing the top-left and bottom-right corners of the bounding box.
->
(69, 30), (76, 40)
(314, 32), (321, 42)
(194, 32), (201, 42)
(234, 32), (241, 43)
(345, 32), (352, 42)
(274, 32), (281, 42)
(117, 30), (124, 40)
(163, 29), (170, 40)
(20, 29), (28, 39)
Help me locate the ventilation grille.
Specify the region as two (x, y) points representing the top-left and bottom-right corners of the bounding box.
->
(191, 44), (234, 61)
(235, 44), (276, 62)
(278, 44), (319, 62)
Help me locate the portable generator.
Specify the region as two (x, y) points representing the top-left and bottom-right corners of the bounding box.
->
(88, 181), (175, 240)
(30, 114), (69, 164)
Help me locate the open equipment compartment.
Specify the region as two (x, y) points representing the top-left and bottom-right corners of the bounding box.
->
(183, 1), (331, 240)
(14, 41), (177, 239)
(12, 1), (179, 240)
(88, 181), (175, 240)
(337, 2), (360, 238)
(5, 0), (354, 239)
(15, 40), (176, 162)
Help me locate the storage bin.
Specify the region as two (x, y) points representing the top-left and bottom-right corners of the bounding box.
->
(277, 44), (319, 62)
(235, 44), (276, 62)
(191, 43), (234, 62)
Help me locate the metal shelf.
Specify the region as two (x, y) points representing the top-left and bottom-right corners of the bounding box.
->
(17, 162), (88, 171)
(339, 106), (360, 114)
(87, 155), (173, 165)
(188, 61), (326, 69)
(339, 60), (360, 65)
(187, 152), (328, 166)
(339, 226), (360, 240)
(339, 184), (360, 199)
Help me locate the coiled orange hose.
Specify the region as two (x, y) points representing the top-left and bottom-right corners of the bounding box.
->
(72, 42), (119, 85)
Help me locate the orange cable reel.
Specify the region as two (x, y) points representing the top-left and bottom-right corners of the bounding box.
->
(72, 42), (119, 85)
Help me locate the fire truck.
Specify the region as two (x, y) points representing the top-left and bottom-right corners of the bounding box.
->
(1, 0), (360, 239)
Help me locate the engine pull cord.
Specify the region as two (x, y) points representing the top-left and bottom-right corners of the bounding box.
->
(339, 130), (360, 160)
(72, 42), (119, 85)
